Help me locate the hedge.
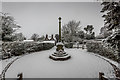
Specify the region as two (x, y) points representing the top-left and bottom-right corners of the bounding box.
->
(86, 41), (118, 62)
(64, 42), (73, 48)
(2, 41), (54, 57)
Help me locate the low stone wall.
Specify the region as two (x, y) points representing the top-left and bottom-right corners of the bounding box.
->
(2, 41), (54, 57)
(86, 41), (118, 62)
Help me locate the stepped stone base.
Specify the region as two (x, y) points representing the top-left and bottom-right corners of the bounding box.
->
(49, 42), (71, 61)
(49, 50), (71, 61)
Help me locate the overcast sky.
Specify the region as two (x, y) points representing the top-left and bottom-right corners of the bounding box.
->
(2, 2), (104, 38)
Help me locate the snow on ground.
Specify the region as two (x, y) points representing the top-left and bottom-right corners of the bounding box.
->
(5, 47), (115, 78)
(42, 41), (55, 43)
(2, 57), (18, 71)
(1, 54), (28, 74)
(0, 41), (2, 74)
(0, 59), (1, 74)
(89, 51), (119, 69)
(22, 40), (55, 43)
(0, 56), (18, 77)
(23, 40), (34, 42)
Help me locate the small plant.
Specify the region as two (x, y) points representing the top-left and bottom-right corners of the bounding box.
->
(64, 42), (73, 48)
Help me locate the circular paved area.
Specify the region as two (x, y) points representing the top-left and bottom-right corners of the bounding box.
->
(5, 47), (115, 78)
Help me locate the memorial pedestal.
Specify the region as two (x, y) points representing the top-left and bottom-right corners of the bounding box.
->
(49, 42), (71, 61)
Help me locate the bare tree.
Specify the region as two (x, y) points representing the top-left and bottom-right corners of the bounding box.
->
(31, 33), (39, 41)
(62, 20), (81, 42)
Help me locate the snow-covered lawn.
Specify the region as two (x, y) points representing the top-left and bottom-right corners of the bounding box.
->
(5, 47), (115, 78)
(90, 52), (119, 69)
(0, 41), (2, 74)
(2, 57), (18, 71)
(0, 59), (1, 73)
